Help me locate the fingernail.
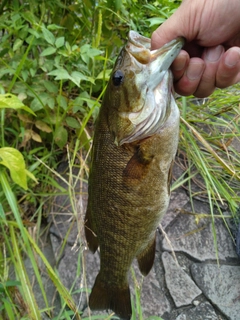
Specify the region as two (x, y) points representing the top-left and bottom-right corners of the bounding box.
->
(186, 62), (204, 80)
(205, 45), (223, 62)
(225, 49), (240, 67)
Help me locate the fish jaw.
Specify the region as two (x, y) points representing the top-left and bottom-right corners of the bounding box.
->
(128, 30), (184, 92)
(107, 31), (184, 146)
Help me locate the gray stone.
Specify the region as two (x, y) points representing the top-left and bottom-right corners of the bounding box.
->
(162, 252), (202, 307)
(191, 263), (240, 320)
(131, 260), (171, 318)
(162, 201), (238, 261)
(231, 136), (240, 153)
(161, 158), (189, 230)
(161, 187), (189, 230)
(175, 302), (218, 320)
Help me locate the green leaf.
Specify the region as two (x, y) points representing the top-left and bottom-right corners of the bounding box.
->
(25, 169), (38, 183)
(30, 92), (54, 111)
(147, 17), (166, 27)
(55, 36), (65, 48)
(65, 116), (80, 129)
(30, 97), (44, 112)
(13, 39), (23, 51)
(48, 68), (70, 80)
(40, 47), (57, 56)
(0, 147), (28, 189)
(42, 80), (58, 93)
(0, 203), (6, 220)
(96, 68), (112, 80)
(41, 26), (55, 45)
(54, 126), (68, 149)
(27, 28), (41, 39)
(21, 69), (28, 82)
(71, 71), (95, 85)
(47, 24), (64, 31)
(21, 10), (36, 24)
(56, 95), (67, 110)
(35, 120), (52, 133)
(1, 280), (21, 288)
(70, 71), (85, 86)
(0, 48), (9, 58)
(2, 298), (15, 320)
(0, 94), (36, 115)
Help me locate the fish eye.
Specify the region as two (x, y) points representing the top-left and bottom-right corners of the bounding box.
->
(112, 70), (124, 86)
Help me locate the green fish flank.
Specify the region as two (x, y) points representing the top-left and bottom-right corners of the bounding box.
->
(85, 31), (184, 320)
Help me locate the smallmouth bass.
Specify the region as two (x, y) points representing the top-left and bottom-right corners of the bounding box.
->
(85, 30), (184, 319)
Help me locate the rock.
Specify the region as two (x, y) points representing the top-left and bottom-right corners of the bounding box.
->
(161, 187), (189, 230)
(191, 263), (240, 320)
(175, 302), (218, 320)
(161, 158), (189, 229)
(162, 201), (238, 261)
(131, 260), (171, 318)
(162, 252), (201, 307)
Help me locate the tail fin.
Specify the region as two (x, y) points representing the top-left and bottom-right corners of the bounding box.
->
(89, 273), (132, 320)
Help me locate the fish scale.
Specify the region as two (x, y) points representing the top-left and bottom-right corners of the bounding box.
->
(85, 31), (184, 319)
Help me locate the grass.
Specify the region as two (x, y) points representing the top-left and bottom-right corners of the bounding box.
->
(1, 1), (240, 319)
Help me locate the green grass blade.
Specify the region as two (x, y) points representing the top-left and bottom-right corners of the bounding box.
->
(0, 170), (50, 313)
(9, 225), (41, 319)
(26, 230), (82, 320)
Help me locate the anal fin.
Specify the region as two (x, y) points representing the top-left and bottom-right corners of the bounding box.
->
(137, 235), (156, 276)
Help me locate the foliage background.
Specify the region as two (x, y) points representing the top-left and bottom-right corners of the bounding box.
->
(0, 0), (239, 319)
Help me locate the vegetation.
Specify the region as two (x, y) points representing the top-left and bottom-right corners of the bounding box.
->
(0, 0), (239, 319)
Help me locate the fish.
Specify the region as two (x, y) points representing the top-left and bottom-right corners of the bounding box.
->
(85, 30), (184, 320)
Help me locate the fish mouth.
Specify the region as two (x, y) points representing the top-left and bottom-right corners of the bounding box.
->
(128, 30), (184, 83)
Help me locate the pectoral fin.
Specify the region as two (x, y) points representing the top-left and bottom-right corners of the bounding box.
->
(123, 143), (153, 180)
(137, 235), (156, 276)
(123, 152), (147, 179)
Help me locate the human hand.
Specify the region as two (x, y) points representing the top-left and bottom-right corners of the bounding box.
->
(151, 0), (240, 97)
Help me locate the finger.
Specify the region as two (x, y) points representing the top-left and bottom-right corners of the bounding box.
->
(215, 47), (240, 88)
(173, 58), (205, 96)
(193, 45), (224, 97)
(151, 20), (179, 49)
(151, 8), (186, 49)
(171, 50), (190, 81)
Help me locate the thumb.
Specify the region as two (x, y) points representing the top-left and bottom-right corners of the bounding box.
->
(151, 12), (185, 50)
